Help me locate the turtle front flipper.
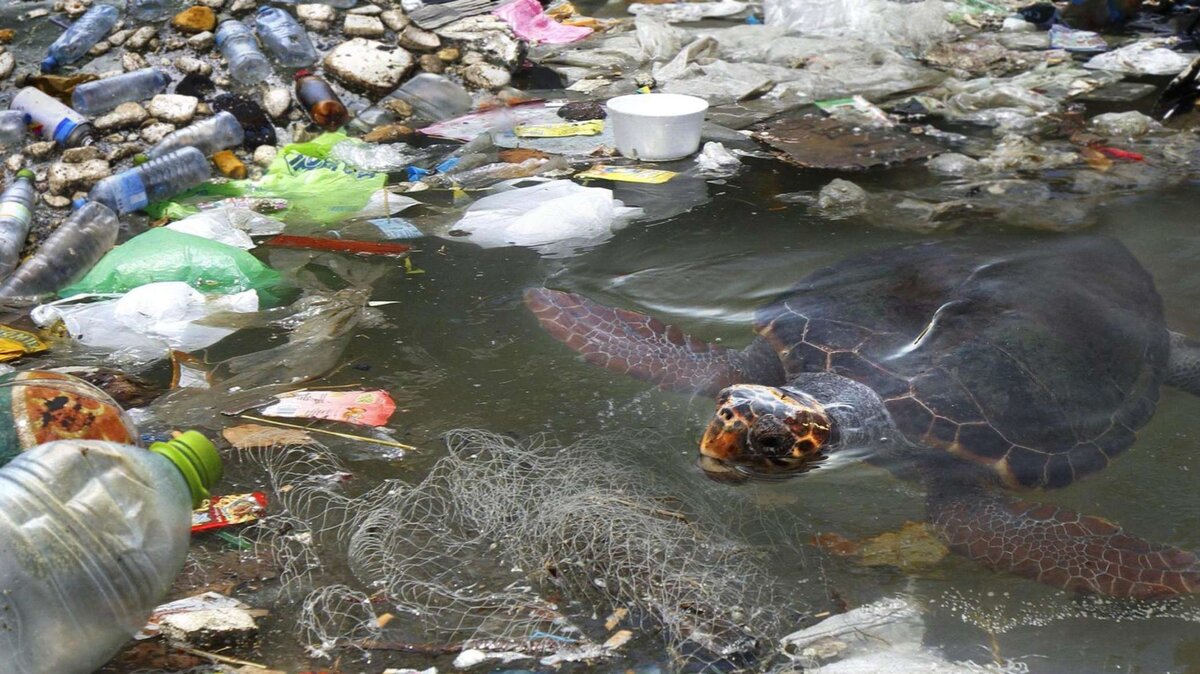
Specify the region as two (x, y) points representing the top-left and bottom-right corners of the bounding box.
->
(927, 482), (1200, 598)
(524, 288), (783, 395)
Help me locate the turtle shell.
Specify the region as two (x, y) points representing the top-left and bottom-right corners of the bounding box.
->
(755, 236), (1168, 489)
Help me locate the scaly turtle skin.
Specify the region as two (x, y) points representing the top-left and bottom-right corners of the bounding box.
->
(525, 235), (1200, 599)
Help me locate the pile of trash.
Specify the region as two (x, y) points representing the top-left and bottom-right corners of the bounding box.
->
(2, 0), (1200, 670)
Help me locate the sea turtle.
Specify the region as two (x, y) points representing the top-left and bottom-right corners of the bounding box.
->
(525, 235), (1200, 599)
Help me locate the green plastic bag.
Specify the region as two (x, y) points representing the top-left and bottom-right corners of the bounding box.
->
(148, 132), (387, 225)
(60, 228), (284, 302)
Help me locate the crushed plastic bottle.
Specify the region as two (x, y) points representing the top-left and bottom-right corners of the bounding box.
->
(255, 6), (317, 68)
(88, 147), (211, 215)
(71, 68), (172, 116)
(146, 110), (245, 159)
(350, 73), (473, 132)
(41, 3), (120, 72)
(0, 202), (120, 298)
(216, 20), (272, 86)
(0, 433), (221, 674)
(10, 87), (93, 147)
(0, 371), (138, 460)
(127, 0), (180, 21)
(0, 170), (37, 280)
(295, 70), (348, 130)
(0, 111), (28, 148)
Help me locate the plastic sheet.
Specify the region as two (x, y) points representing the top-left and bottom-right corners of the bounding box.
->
(493, 0), (592, 44)
(1084, 39), (1193, 76)
(762, 0), (949, 49)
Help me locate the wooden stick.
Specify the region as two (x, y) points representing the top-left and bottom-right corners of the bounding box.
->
(176, 646), (267, 669)
(239, 414), (418, 452)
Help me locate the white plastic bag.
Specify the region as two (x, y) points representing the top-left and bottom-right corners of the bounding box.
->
(166, 209), (259, 249)
(762, 0), (948, 49)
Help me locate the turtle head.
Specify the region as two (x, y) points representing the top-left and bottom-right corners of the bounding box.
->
(699, 385), (831, 481)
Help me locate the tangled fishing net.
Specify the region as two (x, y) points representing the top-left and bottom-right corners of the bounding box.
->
(241, 429), (802, 671)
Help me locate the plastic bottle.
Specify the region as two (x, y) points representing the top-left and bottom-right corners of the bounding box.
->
(0, 371), (138, 464)
(0, 433), (221, 674)
(295, 70), (348, 130)
(41, 3), (121, 72)
(350, 73), (472, 132)
(10, 87), (94, 147)
(0, 170), (37, 281)
(255, 6), (317, 68)
(71, 68), (172, 116)
(146, 110), (245, 159)
(89, 147), (211, 215)
(127, 0), (179, 21)
(0, 111), (29, 148)
(0, 202), (120, 298)
(216, 20), (272, 85)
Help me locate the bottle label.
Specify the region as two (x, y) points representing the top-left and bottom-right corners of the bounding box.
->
(111, 171), (149, 212)
(0, 202), (30, 223)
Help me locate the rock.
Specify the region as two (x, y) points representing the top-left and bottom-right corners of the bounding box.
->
(122, 52), (149, 72)
(141, 123), (176, 144)
(345, 15), (385, 38)
(0, 53), (13, 80)
(48, 159), (111, 195)
(229, 0), (255, 14)
(5, 154), (23, 172)
(107, 29), (131, 46)
(1090, 111), (1161, 138)
(159, 608), (258, 650)
(95, 102), (150, 131)
(61, 0), (89, 17)
(323, 38), (414, 96)
(25, 9), (50, 20)
(252, 144), (277, 167)
(460, 51), (484, 66)
(198, 0), (225, 7)
(25, 141), (56, 160)
(927, 153), (980, 177)
(61, 146), (103, 163)
(306, 20), (333, 32)
(418, 54), (444, 74)
(436, 46), (460, 63)
(349, 4), (383, 14)
(148, 94), (199, 124)
(106, 142), (144, 162)
(815, 179), (868, 219)
(436, 16), (520, 68)
(262, 88), (291, 119)
(162, 36), (186, 50)
(461, 63), (511, 90)
(187, 30), (214, 51)
(175, 56), (213, 75)
(296, 4), (337, 22)
(172, 6), (217, 34)
(399, 25), (440, 52)
(363, 123), (414, 143)
(381, 98), (413, 118)
(126, 25), (158, 51)
(88, 41), (112, 57)
(43, 194), (72, 209)
(381, 9), (409, 31)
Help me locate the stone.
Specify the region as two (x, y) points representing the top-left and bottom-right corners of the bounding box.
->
(48, 159), (111, 195)
(188, 30), (215, 51)
(5, 154), (23, 172)
(296, 4), (336, 22)
(344, 15), (385, 38)
(323, 38), (414, 96)
(61, 146), (103, 163)
(88, 41), (112, 57)
(306, 20), (332, 32)
(418, 53), (444, 73)
(126, 25), (158, 51)
(349, 4), (383, 14)
(461, 63), (511, 90)
(108, 28), (132, 46)
(175, 56), (213, 75)
(381, 9), (409, 31)
(25, 9), (50, 20)
(0, 53), (13, 80)
(122, 52), (149, 72)
(159, 608), (258, 650)
(229, 0), (255, 14)
(436, 16), (520, 68)
(460, 51), (484, 66)
(25, 142), (56, 160)
(436, 46), (460, 62)
(262, 88), (292, 119)
(43, 194), (72, 209)
(162, 36), (186, 50)
(61, 0), (89, 17)
(198, 0), (225, 7)
(362, 123), (413, 143)
(815, 179), (868, 218)
(252, 144), (278, 168)
(141, 123), (176, 144)
(172, 6), (217, 34)
(105, 142), (144, 162)
(399, 25), (439, 52)
(148, 94), (199, 124)
(381, 98), (413, 118)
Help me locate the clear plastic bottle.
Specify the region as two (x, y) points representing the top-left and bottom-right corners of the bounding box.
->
(216, 20), (272, 86)
(255, 6), (317, 68)
(41, 3), (121, 72)
(0, 111), (29, 148)
(350, 73), (472, 132)
(10, 87), (93, 147)
(146, 111), (245, 159)
(127, 0), (179, 21)
(0, 170), (38, 281)
(295, 70), (348, 130)
(0, 433), (222, 674)
(0, 371), (139, 462)
(0, 201), (119, 298)
(71, 68), (172, 116)
(89, 147), (211, 215)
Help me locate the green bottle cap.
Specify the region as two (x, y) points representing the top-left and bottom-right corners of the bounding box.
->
(15, 169), (34, 181)
(131, 154), (149, 166)
(150, 430), (223, 509)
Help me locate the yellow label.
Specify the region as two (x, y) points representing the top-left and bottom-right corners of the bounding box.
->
(576, 165), (677, 184)
(0, 325), (47, 362)
(514, 120), (604, 138)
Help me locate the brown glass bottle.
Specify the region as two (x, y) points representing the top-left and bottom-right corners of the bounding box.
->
(294, 70), (349, 130)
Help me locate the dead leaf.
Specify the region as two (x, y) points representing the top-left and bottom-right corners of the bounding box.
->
(222, 423), (314, 449)
(604, 607), (628, 631)
(1079, 146), (1113, 172)
(857, 521), (949, 571)
(603, 629), (633, 650)
(812, 532), (860, 557)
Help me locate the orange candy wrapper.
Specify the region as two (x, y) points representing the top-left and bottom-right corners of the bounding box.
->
(192, 492), (268, 533)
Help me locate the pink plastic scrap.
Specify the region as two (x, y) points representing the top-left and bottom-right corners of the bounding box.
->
(493, 0), (592, 44)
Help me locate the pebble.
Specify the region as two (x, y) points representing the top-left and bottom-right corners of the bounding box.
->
(345, 15), (385, 38)
(461, 63), (511, 90)
(5, 154), (23, 172)
(418, 54), (444, 74)
(198, 0), (225, 8)
(296, 4), (337, 23)
(48, 159), (111, 195)
(229, 0), (255, 14)
(188, 31), (215, 51)
(253, 144), (278, 168)
(159, 608), (258, 650)
(25, 142), (56, 160)
(262, 88), (292, 119)
(61, 0), (89, 17)
(141, 123), (177, 144)
(161, 36), (187, 51)
(106, 142), (144, 162)
(43, 194), (72, 209)
(399, 25), (440, 52)
(306, 20), (332, 32)
(0, 53), (13, 80)
(436, 16), (520, 68)
(108, 29), (132, 46)
(122, 52), (149, 71)
(148, 94), (199, 124)
(26, 9), (50, 19)
(323, 38), (414, 96)
(436, 47), (460, 63)
(381, 9), (409, 31)
(349, 4), (383, 14)
(172, 6), (217, 34)
(363, 123), (413, 143)
(175, 56), (213, 75)
(88, 41), (112, 57)
(126, 25), (158, 51)
(61, 146), (103, 163)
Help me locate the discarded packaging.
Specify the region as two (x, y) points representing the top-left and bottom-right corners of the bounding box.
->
(1084, 39), (1194, 76)
(0, 326), (47, 363)
(577, 164), (677, 184)
(260, 389), (397, 427)
(0, 371), (137, 463)
(192, 491), (269, 533)
(494, 0), (592, 44)
(514, 120), (604, 137)
(608, 93), (708, 161)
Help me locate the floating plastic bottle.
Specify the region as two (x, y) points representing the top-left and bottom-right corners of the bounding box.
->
(10, 87), (93, 147)
(126, 0), (180, 21)
(351, 73), (473, 132)
(0, 432), (221, 674)
(41, 3), (120, 72)
(255, 6), (317, 67)
(295, 70), (348, 130)
(0, 202), (120, 298)
(146, 110), (245, 159)
(71, 68), (172, 116)
(0, 111), (29, 148)
(216, 20), (272, 85)
(89, 147), (211, 215)
(0, 170), (37, 280)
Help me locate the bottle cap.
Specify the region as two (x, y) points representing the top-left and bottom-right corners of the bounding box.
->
(71, 198), (88, 210)
(294, 69), (313, 80)
(15, 169), (34, 181)
(40, 55), (58, 73)
(150, 430), (223, 509)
